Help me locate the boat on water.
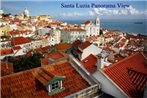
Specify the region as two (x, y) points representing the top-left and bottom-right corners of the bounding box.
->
(134, 22), (143, 24)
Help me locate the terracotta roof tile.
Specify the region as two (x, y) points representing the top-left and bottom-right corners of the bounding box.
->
(1, 61), (14, 76)
(103, 52), (147, 98)
(82, 21), (91, 25)
(49, 20), (62, 26)
(55, 43), (71, 51)
(35, 45), (51, 53)
(35, 68), (56, 85)
(40, 52), (68, 66)
(81, 54), (97, 73)
(72, 40), (82, 50)
(47, 52), (68, 60)
(13, 18), (21, 24)
(9, 30), (32, 35)
(36, 20), (49, 27)
(0, 48), (13, 56)
(85, 36), (98, 42)
(128, 68), (147, 92)
(1, 58), (90, 98)
(78, 41), (91, 50)
(12, 46), (21, 50)
(11, 37), (31, 45)
(61, 27), (85, 31)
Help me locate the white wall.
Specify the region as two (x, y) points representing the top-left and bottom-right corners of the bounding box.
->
(9, 24), (17, 30)
(0, 54), (13, 60)
(38, 28), (51, 35)
(81, 44), (102, 60)
(93, 70), (127, 98)
(13, 49), (26, 56)
(84, 25), (100, 37)
(70, 31), (86, 42)
(52, 29), (61, 44)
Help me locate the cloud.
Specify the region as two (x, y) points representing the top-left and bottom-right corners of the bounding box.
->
(88, 11), (95, 16)
(60, 12), (84, 17)
(93, 5), (147, 16)
(59, 5), (146, 19)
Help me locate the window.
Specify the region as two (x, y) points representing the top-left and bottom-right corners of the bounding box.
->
(51, 81), (60, 90)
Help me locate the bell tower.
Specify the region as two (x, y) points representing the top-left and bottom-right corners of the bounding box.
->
(96, 16), (100, 26)
(23, 8), (29, 18)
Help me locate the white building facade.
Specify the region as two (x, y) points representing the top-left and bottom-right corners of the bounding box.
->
(61, 28), (86, 43)
(79, 44), (102, 60)
(81, 17), (100, 37)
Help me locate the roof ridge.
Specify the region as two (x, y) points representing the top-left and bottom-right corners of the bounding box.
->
(40, 67), (54, 77)
(127, 67), (147, 76)
(105, 52), (141, 69)
(127, 68), (147, 92)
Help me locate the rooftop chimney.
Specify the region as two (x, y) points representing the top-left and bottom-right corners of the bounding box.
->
(97, 54), (105, 70)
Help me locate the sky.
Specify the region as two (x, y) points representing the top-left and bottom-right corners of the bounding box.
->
(1, 0), (147, 20)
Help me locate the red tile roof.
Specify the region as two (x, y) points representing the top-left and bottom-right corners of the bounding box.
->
(62, 27), (85, 31)
(35, 45), (51, 53)
(81, 54), (97, 73)
(72, 40), (82, 50)
(11, 37), (31, 45)
(47, 52), (68, 60)
(35, 67), (63, 85)
(55, 43), (71, 51)
(78, 41), (91, 51)
(103, 52), (147, 98)
(85, 36), (98, 42)
(9, 30), (32, 35)
(40, 52), (68, 65)
(104, 32), (114, 35)
(0, 48), (13, 56)
(128, 68), (147, 92)
(12, 46), (21, 50)
(13, 18), (21, 24)
(1, 70), (37, 98)
(36, 20), (49, 27)
(48, 20), (62, 26)
(2, 17), (10, 22)
(1, 61), (14, 76)
(1, 58), (90, 98)
(82, 21), (91, 25)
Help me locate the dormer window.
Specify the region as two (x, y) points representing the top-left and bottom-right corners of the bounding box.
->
(51, 81), (60, 91)
(35, 68), (65, 96)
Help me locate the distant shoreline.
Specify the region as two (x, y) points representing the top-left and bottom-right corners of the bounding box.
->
(62, 19), (146, 36)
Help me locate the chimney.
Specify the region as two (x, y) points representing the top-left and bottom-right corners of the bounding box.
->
(99, 56), (104, 69)
(97, 54), (104, 70)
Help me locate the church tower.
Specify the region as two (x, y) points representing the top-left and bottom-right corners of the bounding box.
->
(23, 8), (29, 18)
(96, 16), (100, 26)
